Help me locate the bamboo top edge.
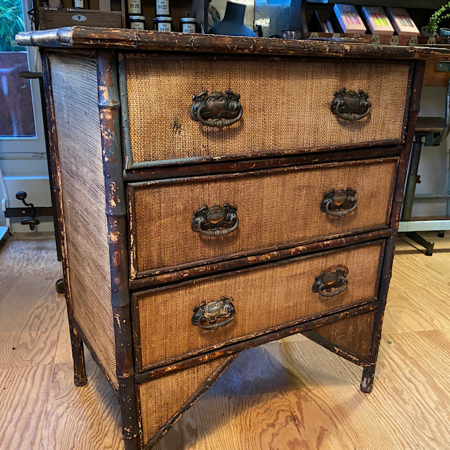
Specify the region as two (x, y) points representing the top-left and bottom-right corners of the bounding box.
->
(14, 27), (450, 60)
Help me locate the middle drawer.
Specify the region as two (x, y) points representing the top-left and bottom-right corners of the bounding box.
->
(128, 158), (397, 278)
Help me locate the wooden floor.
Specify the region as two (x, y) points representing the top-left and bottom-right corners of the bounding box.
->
(1, 232), (450, 450)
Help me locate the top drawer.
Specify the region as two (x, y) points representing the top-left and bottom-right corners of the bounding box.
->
(121, 55), (411, 168)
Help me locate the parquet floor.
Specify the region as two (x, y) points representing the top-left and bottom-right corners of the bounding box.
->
(1, 232), (449, 450)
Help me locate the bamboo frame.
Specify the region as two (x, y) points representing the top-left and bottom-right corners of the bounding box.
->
(360, 60), (427, 393)
(96, 51), (139, 449)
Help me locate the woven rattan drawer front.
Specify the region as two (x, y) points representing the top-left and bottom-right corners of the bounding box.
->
(122, 54), (410, 166)
(129, 159), (396, 277)
(134, 241), (384, 371)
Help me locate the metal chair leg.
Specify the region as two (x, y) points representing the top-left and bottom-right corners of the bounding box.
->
(404, 232), (435, 256)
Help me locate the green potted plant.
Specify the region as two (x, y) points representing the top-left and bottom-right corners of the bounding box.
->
(427, 2), (450, 42)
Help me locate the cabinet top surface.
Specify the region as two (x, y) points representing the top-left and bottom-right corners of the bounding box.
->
(15, 26), (450, 61)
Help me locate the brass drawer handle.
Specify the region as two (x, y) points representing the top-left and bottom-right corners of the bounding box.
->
(192, 297), (236, 330)
(192, 203), (239, 237)
(331, 88), (371, 121)
(321, 188), (357, 217)
(312, 266), (349, 298)
(190, 90), (243, 128)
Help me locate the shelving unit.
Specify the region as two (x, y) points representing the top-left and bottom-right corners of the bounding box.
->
(36, 0), (208, 33)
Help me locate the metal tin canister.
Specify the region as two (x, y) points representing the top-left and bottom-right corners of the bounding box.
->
(155, 0), (170, 17)
(180, 17), (197, 33)
(154, 16), (172, 32)
(127, 0), (141, 14)
(129, 15), (146, 30)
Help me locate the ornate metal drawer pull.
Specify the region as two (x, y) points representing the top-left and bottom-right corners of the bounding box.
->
(190, 90), (243, 128)
(312, 266), (348, 298)
(321, 188), (357, 217)
(331, 88), (371, 121)
(192, 297), (236, 330)
(192, 203), (239, 237)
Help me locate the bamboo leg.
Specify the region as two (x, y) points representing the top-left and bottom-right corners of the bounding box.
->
(360, 366), (375, 393)
(68, 315), (87, 387)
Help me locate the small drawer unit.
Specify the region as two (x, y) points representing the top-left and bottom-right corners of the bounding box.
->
(18, 25), (440, 450)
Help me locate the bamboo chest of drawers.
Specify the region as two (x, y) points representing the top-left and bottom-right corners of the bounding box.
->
(16, 26), (448, 450)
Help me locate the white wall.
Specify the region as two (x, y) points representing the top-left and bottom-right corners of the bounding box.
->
(413, 87), (450, 217)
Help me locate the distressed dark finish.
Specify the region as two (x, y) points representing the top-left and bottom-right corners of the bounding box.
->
(15, 26), (450, 60)
(129, 228), (394, 290)
(120, 53), (410, 169)
(360, 60), (427, 394)
(41, 52), (88, 391)
(128, 158), (397, 282)
(96, 51), (140, 449)
(124, 145), (403, 182)
(301, 330), (372, 368)
(72, 315), (119, 395)
(30, 28), (445, 450)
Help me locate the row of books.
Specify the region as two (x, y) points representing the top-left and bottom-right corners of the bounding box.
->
(333, 5), (420, 37)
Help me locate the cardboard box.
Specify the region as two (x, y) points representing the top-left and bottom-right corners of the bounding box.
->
(361, 6), (394, 36)
(334, 4), (366, 34)
(386, 7), (419, 37)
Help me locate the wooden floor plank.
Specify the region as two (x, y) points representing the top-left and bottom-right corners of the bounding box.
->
(155, 346), (306, 450)
(0, 365), (53, 450)
(40, 360), (123, 450)
(0, 236), (64, 370)
(383, 234), (450, 335)
(0, 232), (449, 450)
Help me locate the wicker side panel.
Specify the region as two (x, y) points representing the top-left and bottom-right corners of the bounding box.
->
(50, 53), (118, 388)
(125, 56), (410, 163)
(312, 310), (376, 360)
(132, 160), (396, 273)
(139, 355), (231, 445)
(137, 242), (383, 370)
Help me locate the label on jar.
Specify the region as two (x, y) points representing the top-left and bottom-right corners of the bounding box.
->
(156, 22), (172, 32)
(74, 0), (84, 8)
(130, 22), (145, 30)
(128, 0), (141, 14)
(156, 0), (170, 16)
(182, 23), (196, 33)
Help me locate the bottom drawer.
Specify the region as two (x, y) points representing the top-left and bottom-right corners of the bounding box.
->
(134, 241), (385, 372)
